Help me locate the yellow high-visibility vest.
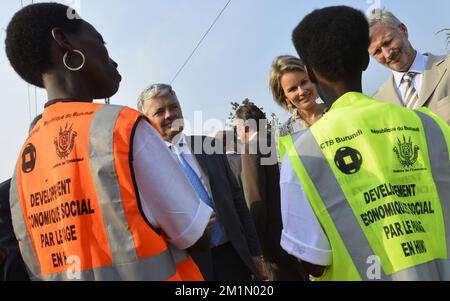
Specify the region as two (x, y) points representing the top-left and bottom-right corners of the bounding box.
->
(284, 92), (450, 281)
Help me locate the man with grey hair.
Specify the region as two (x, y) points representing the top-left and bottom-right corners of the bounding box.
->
(137, 84), (266, 281)
(368, 8), (450, 124)
(137, 83), (183, 142)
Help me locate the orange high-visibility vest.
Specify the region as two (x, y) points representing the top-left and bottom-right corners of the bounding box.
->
(10, 102), (204, 281)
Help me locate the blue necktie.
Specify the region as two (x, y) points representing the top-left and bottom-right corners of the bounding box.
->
(175, 152), (224, 247)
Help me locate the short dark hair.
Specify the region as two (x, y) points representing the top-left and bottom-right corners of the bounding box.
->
(236, 104), (266, 122)
(235, 104), (267, 132)
(5, 3), (83, 88)
(292, 6), (370, 82)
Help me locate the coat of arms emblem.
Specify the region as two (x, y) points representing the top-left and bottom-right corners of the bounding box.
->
(55, 123), (78, 159)
(393, 136), (419, 167)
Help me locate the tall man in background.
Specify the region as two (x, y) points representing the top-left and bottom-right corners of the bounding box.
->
(368, 9), (450, 124)
(235, 103), (306, 281)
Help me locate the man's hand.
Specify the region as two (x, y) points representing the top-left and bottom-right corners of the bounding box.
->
(301, 260), (326, 278)
(252, 256), (269, 281)
(206, 212), (217, 232)
(187, 212), (216, 254)
(0, 247), (7, 272)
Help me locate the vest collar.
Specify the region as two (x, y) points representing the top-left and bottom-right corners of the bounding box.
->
(45, 99), (93, 108)
(329, 92), (371, 111)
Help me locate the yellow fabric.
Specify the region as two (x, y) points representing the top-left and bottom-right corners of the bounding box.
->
(278, 135), (293, 164)
(287, 92), (448, 280)
(285, 140), (361, 281)
(417, 107), (450, 161)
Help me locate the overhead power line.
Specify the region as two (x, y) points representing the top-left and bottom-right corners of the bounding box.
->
(20, 0), (32, 123)
(20, 0), (37, 122)
(32, 0), (37, 117)
(170, 0), (232, 85)
(27, 85), (31, 123)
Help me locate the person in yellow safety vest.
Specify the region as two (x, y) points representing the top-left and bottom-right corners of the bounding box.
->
(5, 3), (213, 281)
(279, 5), (450, 281)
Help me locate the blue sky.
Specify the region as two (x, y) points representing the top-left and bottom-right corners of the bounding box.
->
(1, 0), (450, 181)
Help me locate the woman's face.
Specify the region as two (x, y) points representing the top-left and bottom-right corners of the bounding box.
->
(66, 20), (121, 99)
(280, 70), (318, 112)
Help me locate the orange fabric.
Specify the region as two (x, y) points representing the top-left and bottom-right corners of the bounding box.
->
(16, 103), (111, 275)
(114, 108), (204, 281)
(16, 102), (203, 280)
(175, 257), (204, 281)
(114, 108), (167, 258)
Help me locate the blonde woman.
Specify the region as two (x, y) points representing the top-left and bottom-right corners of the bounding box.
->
(270, 55), (327, 136)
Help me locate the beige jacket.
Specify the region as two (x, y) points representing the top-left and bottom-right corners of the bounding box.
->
(373, 53), (450, 124)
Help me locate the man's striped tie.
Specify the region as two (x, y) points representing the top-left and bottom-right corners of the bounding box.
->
(402, 72), (419, 109)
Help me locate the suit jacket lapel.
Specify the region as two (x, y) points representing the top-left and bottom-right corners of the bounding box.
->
(185, 135), (214, 197)
(376, 75), (403, 105)
(419, 54), (448, 108)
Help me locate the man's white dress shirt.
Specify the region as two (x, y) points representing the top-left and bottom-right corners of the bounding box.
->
(132, 121), (212, 250)
(392, 52), (429, 109)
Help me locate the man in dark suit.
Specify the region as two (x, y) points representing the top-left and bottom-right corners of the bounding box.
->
(235, 104), (307, 281)
(215, 129), (243, 187)
(0, 115), (41, 281)
(137, 84), (265, 281)
(0, 179), (29, 281)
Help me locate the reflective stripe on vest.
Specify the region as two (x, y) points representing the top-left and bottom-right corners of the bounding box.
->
(290, 130), (392, 281)
(89, 105), (177, 280)
(279, 134), (299, 165)
(286, 94), (450, 281)
(10, 103), (196, 281)
(278, 135), (290, 164)
(32, 248), (176, 281)
(10, 169), (41, 277)
(416, 111), (450, 280)
(90, 105), (138, 267)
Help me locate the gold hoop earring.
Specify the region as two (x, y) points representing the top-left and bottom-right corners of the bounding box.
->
(63, 49), (85, 71)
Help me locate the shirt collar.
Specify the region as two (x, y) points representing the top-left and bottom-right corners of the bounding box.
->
(392, 52), (429, 88)
(165, 132), (186, 149)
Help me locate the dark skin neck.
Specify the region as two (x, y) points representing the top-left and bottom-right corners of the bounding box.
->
(42, 71), (93, 103)
(299, 72), (365, 279)
(42, 40), (94, 104)
(42, 24), (120, 105)
(319, 76), (363, 109)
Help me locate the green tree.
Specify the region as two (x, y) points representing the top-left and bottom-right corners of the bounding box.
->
(227, 98), (281, 135)
(227, 98), (263, 127)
